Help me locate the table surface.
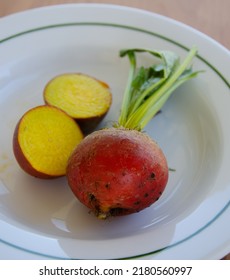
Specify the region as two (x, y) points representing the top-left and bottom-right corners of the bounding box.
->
(0, 0), (229, 260)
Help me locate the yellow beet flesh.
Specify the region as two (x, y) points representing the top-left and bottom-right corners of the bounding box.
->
(44, 73), (112, 119)
(13, 106), (83, 178)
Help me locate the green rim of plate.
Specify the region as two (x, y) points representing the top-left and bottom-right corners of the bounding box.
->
(0, 22), (229, 260)
(0, 22), (229, 88)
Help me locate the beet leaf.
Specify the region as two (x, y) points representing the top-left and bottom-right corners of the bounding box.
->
(118, 47), (201, 130)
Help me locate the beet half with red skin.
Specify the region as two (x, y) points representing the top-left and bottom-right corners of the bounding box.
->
(67, 127), (168, 218)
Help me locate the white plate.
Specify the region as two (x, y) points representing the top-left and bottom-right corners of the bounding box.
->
(0, 4), (229, 260)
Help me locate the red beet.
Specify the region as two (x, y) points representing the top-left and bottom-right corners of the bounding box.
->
(66, 47), (199, 218)
(67, 128), (168, 218)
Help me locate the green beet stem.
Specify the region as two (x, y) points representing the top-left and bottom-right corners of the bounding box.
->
(118, 46), (201, 130)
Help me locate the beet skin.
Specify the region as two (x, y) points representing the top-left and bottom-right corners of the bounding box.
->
(67, 127), (168, 218)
